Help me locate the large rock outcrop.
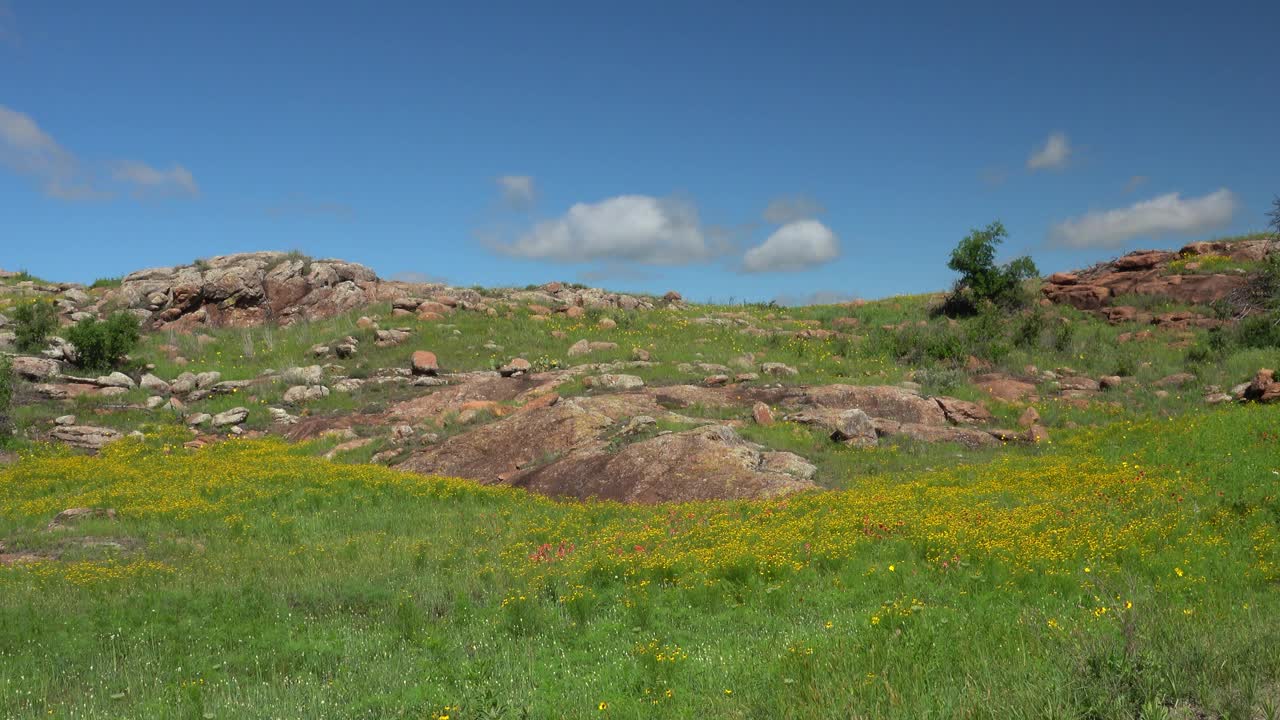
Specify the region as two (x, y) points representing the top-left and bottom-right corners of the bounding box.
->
(109, 252), (383, 329)
(1042, 238), (1273, 312)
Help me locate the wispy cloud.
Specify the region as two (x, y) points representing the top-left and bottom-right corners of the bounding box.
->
(1048, 189), (1238, 249)
(1027, 132), (1072, 171)
(494, 194), (720, 265)
(1, 104), (199, 201)
(0, 104), (100, 198)
(497, 174), (536, 209)
(0, 1), (18, 47)
(1123, 175), (1149, 193)
(762, 194), (825, 223)
(113, 161), (199, 197)
(980, 166), (1008, 188)
(742, 219), (840, 273)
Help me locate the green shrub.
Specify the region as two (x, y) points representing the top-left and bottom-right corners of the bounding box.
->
(1013, 307), (1048, 349)
(90, 276), (123, 289)
(65, 312), (141, 373)
(0, 356), (12, 438)
(942, 221), (1039, 316)
(12, 300), (60, 353)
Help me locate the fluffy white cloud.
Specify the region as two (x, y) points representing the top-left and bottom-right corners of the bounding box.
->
(742, 220), (840, 273)
(113, 161), (199, 197)
(500, 195), (714, 265)
(1049, 189), (1238, 249)
(497, 175), (536, 208)
(762, 194), (825, 223)
(1027, 132), (1072, 171)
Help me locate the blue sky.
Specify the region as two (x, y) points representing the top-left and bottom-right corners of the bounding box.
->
(2, 1), (1277, 302)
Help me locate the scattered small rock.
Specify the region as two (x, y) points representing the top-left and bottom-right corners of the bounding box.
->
(46, 508), (118, 531)
(211, 407), (249, 427)
(584, 374), (645, 391)
(411, 350), (439, 376)
(752, 402), (774, 426)
(499, 358), (532, 377)
(283, 385), (330, 404)
(760, 362), (799, 378)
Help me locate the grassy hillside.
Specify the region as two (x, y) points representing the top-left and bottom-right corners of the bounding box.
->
(2, 404), (1279, 718)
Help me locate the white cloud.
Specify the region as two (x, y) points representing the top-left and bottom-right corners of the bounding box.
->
(1049, 189), (1239, 249)
(497, 175), (536, 208)
(1027, 132), (1072, 171)
(499, 195), (714, 265)
(1, 104), (197, 200)
(742, 220), (840, 273)
(0, 104), (97, 198)
(113, 161), (199, 197)
(763, 194), (825, 223)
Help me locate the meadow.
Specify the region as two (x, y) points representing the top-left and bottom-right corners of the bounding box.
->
(2, 403), (1278, 719)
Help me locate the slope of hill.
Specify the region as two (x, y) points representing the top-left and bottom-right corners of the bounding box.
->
(2, 237), (1280, 718)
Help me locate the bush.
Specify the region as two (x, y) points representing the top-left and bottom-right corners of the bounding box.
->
(943, 221), (1038, 315)
(12, 300), (60, 353)
(65, 312), (141, 373)
(0, 357), (12, 438)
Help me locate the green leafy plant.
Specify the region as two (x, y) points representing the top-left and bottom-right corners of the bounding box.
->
(942, 221), (1038, 315)
(12, 299), (60, 353)
(65, 312), (141, 373)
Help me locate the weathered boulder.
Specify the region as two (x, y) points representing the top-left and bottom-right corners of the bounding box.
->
(752, 402), (774, 426)
(281, 365), (325, 385)
(584, 374), (645, 391)
(1243, 369), (1280, 403)
(801, 385), (947, 425)
(499, 358), (532, 377)
(510, 425), (816, 503)
(10, 356), (60, 380)
(48, 425), (122, 451)
(95, 372), (136, 389)
(831, 409), (877, 447)
(1153, 372), (1197, 389)
(975, 374), (1038, 403)
(567, 339), (619, 357)
(872, 419), (1001, 448)
(46, 507), (118, 531)
(410, 351), (439, 376)
(211, 407), (249, 427)
(760, 362), (799, 378)
(934, 397), (994, 425)
(139, 373), (171, 393)
(283, 385), (330, 404)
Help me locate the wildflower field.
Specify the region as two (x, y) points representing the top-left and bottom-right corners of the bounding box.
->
(2, 406), (1279, 719)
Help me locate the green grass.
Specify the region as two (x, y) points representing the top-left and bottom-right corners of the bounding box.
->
(1, 406), (1279, 718)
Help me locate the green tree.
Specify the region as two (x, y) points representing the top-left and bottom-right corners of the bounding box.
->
(65, 312), (141, 373)
(12, 300), (60, 353)
(944, 221), (1038, 315)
